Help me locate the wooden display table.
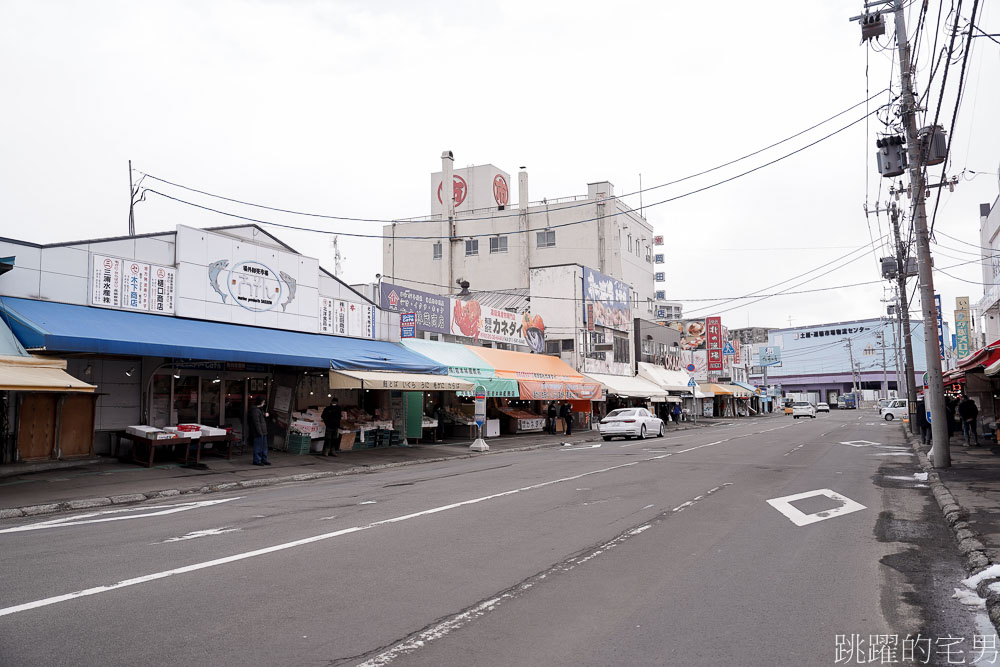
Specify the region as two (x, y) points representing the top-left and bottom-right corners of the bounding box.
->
(124, 434), (192, 468)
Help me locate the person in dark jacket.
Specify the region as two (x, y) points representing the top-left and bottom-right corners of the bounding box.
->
(546, 402), (557, 435)
(560, 402), (573, 435)
(958, 395), (980, 446)
(321, 397), (343, 456)
(248, 397), (270, 466)
(915, 398), (930, 446)
(671, 403), (682, 424)
(945, 396), (959, 441)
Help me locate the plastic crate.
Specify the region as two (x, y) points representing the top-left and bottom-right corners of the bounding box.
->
(286, 433), (313, 455)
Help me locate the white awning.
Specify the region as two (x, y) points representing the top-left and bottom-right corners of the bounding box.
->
(986, 359), (1000, 376)
(636, 363), (695, 393)
(583, 372), (669, 401)
(0, 355), (96, 393)
(329, 370), (475, 392)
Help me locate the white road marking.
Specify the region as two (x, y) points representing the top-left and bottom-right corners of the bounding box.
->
(2, 454), (689, 618)
(766, 489), (867, 526)
(356, 483), (730, 667)
(359, 501), (377, 505)
(839, 440), (881, 448)
(159, 527), (241, 543)
(0, 497), (242, 534)
(559, 444), (602, 451)
(783, 444), (805, 456)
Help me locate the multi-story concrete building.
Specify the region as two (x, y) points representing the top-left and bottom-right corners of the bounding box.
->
(978, 199), (1000, 344)
(381, 152), (657, 319)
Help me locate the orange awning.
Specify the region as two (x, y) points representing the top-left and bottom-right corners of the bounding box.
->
(466, 346), (603, 401)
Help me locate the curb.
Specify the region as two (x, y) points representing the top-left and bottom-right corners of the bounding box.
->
(902, 425), (1000, 629)
(0, 421), (716, 521)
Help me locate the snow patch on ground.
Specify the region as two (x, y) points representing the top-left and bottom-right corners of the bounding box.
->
(913, 472), (928, 481)
(963, 564), (1000, 588)
(953, 588), (987, 608)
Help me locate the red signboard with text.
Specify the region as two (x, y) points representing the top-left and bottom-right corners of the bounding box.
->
(706, 316), (723, 371)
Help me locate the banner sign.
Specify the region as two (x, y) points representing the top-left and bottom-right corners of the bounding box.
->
(706, 316), (723, 371)
(91, 254), (175, 315)
(400, 312), (416, 339)
(582, 266), (631, 331)
(452, 300), (546, 353)
(517, 380), (603, 401)
(758, 346), (782, 367)
(380, 281), (450, 334)
(955, 296), (971, 359)
(666, 320), (707, 350)
(935, 294), (945, 360)
(734, 340), (741, 365)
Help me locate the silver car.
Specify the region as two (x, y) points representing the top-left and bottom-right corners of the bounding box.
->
(599, 407), (665, 441)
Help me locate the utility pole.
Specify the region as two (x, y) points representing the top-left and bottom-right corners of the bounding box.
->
(889, 203), (919, 434)
(852, 0), (949, 464)
(878, 325), (888, 399)
(843, 338), (859, 396)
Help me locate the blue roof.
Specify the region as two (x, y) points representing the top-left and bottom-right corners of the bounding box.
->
(732, 381), (758, 393)
(0, 297), (446, 374)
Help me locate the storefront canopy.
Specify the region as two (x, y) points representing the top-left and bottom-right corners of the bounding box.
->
(583, 372), (668, 401)
(0, 355), (96, 392)
(729, 382), (757, 398)
(468, 346), (603, 401)
(714, 383), (752, 397)
(636, 363), (695, 393)
(401, 339), (519, 397)
(0, 297), (445, 374)
(698, 383), (726, 396)
(329, 370), (474, 391)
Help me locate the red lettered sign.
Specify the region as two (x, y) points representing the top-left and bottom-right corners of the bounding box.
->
(706, 316), (723, 371)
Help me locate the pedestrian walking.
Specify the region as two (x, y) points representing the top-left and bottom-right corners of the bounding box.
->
(671, 403), (681, 424)
(915, 398), (930, 446)
(248, 397), (271, 466)
(321, 397), (343, 456)
(546, 402), (558, 435)
(945, 396), (959, 441)
(958, 395), (980, 446)
(560, 402), (573, 435)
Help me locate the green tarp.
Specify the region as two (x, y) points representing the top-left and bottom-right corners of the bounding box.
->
(401, 339), (519, 398)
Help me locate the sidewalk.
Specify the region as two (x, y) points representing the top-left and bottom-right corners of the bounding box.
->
(904, 426), (1000, 628)
(0, 420), (718, 518)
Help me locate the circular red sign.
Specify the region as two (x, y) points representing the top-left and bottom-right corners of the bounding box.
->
(437, 175), (468, 207)
(493, 175), (509, 206)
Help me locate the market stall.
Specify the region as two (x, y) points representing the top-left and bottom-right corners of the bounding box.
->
(468, 346), (602, 433)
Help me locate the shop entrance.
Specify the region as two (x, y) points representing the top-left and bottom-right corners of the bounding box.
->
(149, 371), (270, 446)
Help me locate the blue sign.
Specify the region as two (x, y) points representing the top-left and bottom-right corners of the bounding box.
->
(687, 377), (697, 388)
(654, 254), (665, 264)
(655, 272), (665, 282)
(722, 341), (735, 356)
(400, 312), (416, 339)
(381, 281), (451, 334)
(935, 294), (945, 360)
(655, 290), (666, 300)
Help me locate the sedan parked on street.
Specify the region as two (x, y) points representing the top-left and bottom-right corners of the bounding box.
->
(599, 407), (665, 440)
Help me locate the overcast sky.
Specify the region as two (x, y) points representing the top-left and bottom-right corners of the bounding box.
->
(2, 0), (997, 333)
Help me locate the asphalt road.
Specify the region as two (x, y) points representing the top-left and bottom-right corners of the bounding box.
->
(0, 411), (988, 666)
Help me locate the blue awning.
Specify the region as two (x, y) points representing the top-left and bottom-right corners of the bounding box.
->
(0, 297), (446, 374)
(732, 381), (759, 396)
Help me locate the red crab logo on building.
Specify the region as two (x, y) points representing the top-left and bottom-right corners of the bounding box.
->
(437, 175), (468, 207)
(453, 299), (482, 340)
(493, 175), (508, 206)
(387, 290), (400, 307)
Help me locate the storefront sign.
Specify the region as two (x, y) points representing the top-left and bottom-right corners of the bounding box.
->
(734, 340), (741, 365)
(706, 316), (723, 371)
(955, 296), (971, 359)
(655, 272), (665, 282)
(91, 254), (176, 315)
(452, 299), (546, 353)
(319, 296), (375, 339)
(653, 235), (664, 246)
(582, 266), (631, 332)
(517, 380), (603, 401)
(935, 294), (945, 360)
(400, 312), (416, 339)
(380, 281), (450, 334)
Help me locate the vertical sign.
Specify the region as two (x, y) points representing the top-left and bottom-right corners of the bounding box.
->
(336, 300), (348, 335)
(955, 296), (971, 359)
(91, 255), (122, 308)
(319, 297), (334, 334)
(734, 339), (741, 365)
(586, 304), (595, 332)
(400, 312), (416, 338)
(149, 266), (176, 314)
(365, 304), (376, 340)
(121, 261), (151, 311)
(935, 294), (945, 360)
(706, 316), (723, 371)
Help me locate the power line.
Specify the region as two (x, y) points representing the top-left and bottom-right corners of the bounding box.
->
(138, 96), (889, 229)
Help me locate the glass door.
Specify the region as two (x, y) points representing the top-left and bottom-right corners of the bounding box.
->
(173, 375), (200, 424)
(224, 379), (246, 444)
(200, 378), (222, 427)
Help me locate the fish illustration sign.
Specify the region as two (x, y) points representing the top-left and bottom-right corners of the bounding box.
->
(210, 260), (290, 312)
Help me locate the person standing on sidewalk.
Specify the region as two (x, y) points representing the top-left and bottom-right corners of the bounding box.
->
(916, 397), (930, 446)
(560, 402), (573, 436)
(546, 402), (557, 435)
(959, 395), (980, 446)
(249, 397), (271, 466)
(671, 403), (681, 425)
(321, 397), (343, 456)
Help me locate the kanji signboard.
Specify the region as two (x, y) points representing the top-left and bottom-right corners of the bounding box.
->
(706, 316), (723, 371)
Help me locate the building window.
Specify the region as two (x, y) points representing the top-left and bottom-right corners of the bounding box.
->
(465, 239), (479, 256)
(636, 239), (641, 256)
(545, 341), (561, 355)
(627, 233), (632, 249)
(561, 338), (574, 351)
(432, 242), (442, 260)
(645, 246), (652, 262)
(647, 298), (653, 312)
(537, 230), (556, 248)
(490, 236), (508, 254)
(613, 336), (629, 364)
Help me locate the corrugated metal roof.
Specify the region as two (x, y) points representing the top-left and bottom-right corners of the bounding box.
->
(460, 287), (530, 313)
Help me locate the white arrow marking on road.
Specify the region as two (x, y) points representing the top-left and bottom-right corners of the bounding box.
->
(560, 444), (602, 451)
(0, 497), (242, 534)
(159, 527), (241, 543)
(767, 489), (866, 527)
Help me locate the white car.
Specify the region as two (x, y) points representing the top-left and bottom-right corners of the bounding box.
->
(599, 407), (665, 440)
(880, 399), (908, 421)
(816, 402), (830, 413)
(792, 401), (816, 419)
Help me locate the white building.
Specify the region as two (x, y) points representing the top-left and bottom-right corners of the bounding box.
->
(978, 199), (1000, 343)
(381, 152), (658, 318)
